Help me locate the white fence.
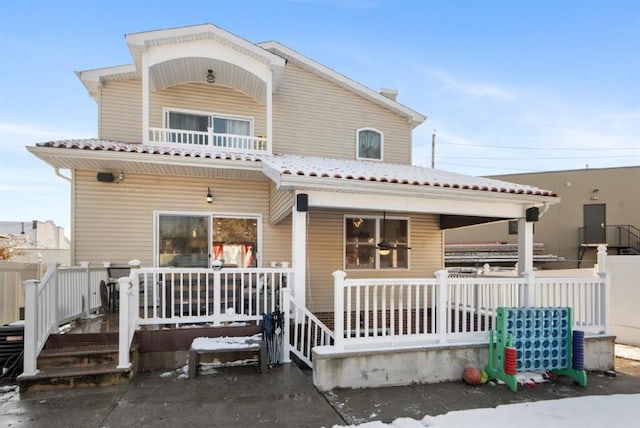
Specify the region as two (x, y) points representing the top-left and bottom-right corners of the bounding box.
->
(117, 266), (292, 368)
(148, 127), (269, 153)
(22, 262), (108, 375)
(332, 248), (609, 351)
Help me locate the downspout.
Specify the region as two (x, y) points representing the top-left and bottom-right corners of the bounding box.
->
(55, 168), (71, 182)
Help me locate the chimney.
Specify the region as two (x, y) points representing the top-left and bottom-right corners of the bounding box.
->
(379, 88), (398, 101)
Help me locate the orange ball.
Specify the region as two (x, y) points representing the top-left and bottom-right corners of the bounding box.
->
(463, 366), (482, 385)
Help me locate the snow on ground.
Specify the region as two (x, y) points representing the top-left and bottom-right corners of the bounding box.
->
(616, 344), (640, 361)
(332, 345), (640, 428)
(332, 394), (640, 428)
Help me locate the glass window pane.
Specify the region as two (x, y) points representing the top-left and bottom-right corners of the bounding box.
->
(380, 218), (408, 269)
(213, 117), (251, 136)
(158, 215), (209, 267)
(168, 112), (208, 132)
(213, 217), (258, 268)
(358, 130), (381, 160)
(345, 217), (376, 269)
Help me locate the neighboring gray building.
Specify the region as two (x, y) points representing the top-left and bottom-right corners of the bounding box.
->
(446, 166), (640, 268)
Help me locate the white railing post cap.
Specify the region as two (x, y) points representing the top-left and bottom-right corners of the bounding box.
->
(332, 270), (347, 279)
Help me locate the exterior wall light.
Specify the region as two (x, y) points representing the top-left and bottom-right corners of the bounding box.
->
(206, 187), (213, 203)
(206, 69), (216, 84)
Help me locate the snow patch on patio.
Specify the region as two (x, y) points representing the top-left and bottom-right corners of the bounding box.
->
(616, 344), (640, 361)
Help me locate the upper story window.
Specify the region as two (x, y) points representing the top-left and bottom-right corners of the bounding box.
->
(356, 128), (383, 161)
(165, 108), (253, 136)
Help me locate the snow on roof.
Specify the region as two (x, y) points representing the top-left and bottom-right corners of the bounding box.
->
(260, 154), (558, 197)
(37, 139), (262, 162)
(34, 139), (557, 197)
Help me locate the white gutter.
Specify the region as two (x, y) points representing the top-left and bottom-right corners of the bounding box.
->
(55, 168), (72, 182)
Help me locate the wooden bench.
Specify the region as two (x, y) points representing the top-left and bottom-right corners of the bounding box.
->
(188, 336), (267, 378)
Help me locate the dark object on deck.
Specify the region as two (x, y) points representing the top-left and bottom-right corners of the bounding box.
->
(262, 309), (284, 366)
(0, 324), (24, 380)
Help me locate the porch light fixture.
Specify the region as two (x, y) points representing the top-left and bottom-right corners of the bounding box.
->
(206, 187), (213, 203)
(206, 69), (216, 84)
(591, 188), (600, 200)
(118, 171), (125, 181)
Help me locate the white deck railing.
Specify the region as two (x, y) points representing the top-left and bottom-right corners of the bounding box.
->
(117, 266), (292, 368)
(332, 246), (610, 351)
(22, 262), (108, 375)
(282, 288), (334, 367)
(148, 127), (269, 153)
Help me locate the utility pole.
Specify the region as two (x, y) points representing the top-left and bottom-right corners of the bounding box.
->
(431, 130), (436, 168)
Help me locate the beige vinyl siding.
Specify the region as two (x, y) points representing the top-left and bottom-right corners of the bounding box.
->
(100, 80), (142, 142)
(149, 83), (266, 136)
(273, 64), (413, 164)
(305, 210), (442, 312)
(72, 170), (289, 267)
(99, 80), (266, 143)
(269, 183), (294, 225)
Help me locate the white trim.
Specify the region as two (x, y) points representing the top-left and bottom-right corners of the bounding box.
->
(258, 41), (426, 127)
(355, 127), (384, 161)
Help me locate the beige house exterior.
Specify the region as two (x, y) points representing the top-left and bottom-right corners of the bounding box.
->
(446, 166), (640, 269)
(28, 23), (558, 317)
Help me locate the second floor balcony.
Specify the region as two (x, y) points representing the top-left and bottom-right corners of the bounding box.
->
(148, 127), (269, 154)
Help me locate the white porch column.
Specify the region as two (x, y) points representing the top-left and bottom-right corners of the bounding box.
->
(292, 205), (307, 304)
(266, 70), (273, 153)
(142, 51), (149, 143)
(517, 218), (534, 275)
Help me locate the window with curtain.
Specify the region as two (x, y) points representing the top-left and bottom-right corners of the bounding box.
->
(156, 212), (260, 268)
(357, 128), (383, 160)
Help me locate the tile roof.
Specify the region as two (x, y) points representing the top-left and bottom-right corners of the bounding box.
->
(35, 139), (557, 197)
(260, 154), (558, 197)
(37, 139), (262, 162)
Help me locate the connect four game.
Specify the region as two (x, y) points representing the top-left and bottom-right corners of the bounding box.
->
(486, 307), (587, 392)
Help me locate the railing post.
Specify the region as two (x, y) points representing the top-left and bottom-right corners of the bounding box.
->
(596, 244), (610, 334)
(525, 271), (535, 307)
(213, 270), (221, 326)
(47, 262), (60, 328)
(22, 279), (40, 376)
(79, 261), (90, 317)
(117, 276), (131, 369)
(435, 269), (449, 345)
(207, 126), (214, 147)
(332, 270), (346, 350)
(281, 287), (292, 363)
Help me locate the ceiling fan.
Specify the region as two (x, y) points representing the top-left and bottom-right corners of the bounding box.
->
(377, 211), (411, 255)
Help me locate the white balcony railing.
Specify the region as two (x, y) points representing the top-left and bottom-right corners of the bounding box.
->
(148, 127), (269, 153)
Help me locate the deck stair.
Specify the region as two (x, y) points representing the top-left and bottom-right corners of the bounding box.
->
(17, 330), (137, 392)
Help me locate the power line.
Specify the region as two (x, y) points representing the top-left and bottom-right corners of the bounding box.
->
(437, 141), (640, 151)
(437, 154), (638, 160)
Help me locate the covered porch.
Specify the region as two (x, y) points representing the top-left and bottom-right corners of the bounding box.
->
(18, 246), (613, 391)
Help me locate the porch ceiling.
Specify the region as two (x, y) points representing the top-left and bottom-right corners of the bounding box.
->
(149, 57), (267, 103)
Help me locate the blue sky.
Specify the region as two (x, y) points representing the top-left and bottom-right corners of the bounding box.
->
(1, 0), (638, 235)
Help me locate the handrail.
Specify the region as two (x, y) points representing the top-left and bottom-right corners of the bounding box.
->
(579, 224), (640, 253)
(21, 263), (108, 376)
(282, 288), (333, 368)
(148, 127), (269, 153)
